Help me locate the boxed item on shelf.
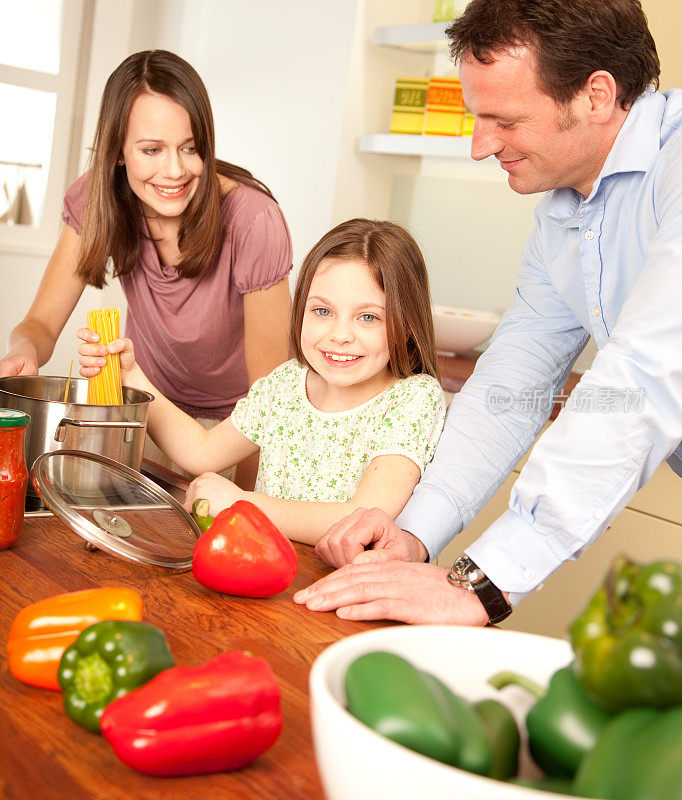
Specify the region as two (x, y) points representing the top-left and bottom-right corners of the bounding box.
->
(462, 106), (475, 136)
(424, 76), (465, 136)
(390, 77), (429, 135)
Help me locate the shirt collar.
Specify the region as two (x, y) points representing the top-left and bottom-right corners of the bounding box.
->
(547, 87), (664, 225)
(593, 87), (662, 184)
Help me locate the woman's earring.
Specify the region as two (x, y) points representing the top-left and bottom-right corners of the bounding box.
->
(117, 158), (124, 166)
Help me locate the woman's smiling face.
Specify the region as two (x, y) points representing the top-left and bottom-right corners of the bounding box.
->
(121, 91), (204, 220)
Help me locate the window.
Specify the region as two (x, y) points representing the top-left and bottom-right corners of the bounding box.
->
(0, 0), (88, 253)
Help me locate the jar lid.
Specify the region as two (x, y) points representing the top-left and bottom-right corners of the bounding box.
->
(0, 409), (30, 427)
(31, 450), (200, 571)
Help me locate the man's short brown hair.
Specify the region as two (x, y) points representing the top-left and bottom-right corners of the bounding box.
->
(447, 0), (660, 109)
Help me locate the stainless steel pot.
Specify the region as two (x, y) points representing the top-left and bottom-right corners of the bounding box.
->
(0, 376), (154, 495)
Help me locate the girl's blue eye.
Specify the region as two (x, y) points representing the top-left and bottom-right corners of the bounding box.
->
(313, 307), (331, 317)
(360, 313), (377, 323)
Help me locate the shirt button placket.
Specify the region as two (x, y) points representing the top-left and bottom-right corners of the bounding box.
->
(579, 202), (606, 341)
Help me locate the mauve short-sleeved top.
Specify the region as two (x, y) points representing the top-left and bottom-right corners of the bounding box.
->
(62, 173), (292, 418)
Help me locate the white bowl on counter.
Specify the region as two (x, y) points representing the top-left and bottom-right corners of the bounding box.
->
(309, 625), (576, 800)
(432, 305), (500, 355)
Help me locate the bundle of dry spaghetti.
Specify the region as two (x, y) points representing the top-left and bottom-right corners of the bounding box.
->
(86, 307), (123, 405)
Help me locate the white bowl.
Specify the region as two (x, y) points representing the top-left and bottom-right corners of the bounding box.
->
(432, 305), (500, 355)
(310, 625), (576, 800)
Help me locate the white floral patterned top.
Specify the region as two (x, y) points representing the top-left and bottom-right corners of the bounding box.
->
(231, 359), (446, 502)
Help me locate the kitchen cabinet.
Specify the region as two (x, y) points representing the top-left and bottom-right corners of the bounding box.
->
(436, 424), (682, 640)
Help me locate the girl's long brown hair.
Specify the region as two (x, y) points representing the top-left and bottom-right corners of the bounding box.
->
(78, 50), (275, 288)
(291, 219), (440, 382)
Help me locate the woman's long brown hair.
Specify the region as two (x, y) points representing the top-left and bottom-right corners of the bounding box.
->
(77, 50), (275, 288)
(291, 219), (440, 382)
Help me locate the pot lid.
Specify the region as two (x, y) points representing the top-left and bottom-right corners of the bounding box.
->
(31, 450), (200, 571)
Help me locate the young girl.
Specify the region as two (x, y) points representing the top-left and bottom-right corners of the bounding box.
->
(79, 219), (446, 544)
(0, 50), (292, 487)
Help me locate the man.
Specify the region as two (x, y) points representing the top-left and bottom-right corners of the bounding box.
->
(293, 0), (682, 625)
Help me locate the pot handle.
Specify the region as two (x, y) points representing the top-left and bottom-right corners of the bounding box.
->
(54, 418), (145, 444)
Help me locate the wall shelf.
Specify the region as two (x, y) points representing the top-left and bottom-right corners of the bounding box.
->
(372, 22), (449, 53)
(359, 133), (471, 158)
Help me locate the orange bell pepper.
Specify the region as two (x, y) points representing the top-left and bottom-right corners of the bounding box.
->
(7, 587), (143, 690)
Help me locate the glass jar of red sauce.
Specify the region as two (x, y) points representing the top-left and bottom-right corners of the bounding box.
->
(0, 409), (30, 550)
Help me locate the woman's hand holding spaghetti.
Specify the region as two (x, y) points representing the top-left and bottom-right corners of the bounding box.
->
(77, 329), (136, 383)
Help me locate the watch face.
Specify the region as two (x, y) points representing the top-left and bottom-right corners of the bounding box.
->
(449, 555), (512, 624)
(452, 555), (483, 583)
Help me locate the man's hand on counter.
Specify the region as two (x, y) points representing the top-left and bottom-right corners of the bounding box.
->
(291, 507), (491, 626)
(293, 559), (490, 626)
(313, 507), (428, 569)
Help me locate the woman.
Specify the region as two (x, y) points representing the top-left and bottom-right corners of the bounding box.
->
(0, 50), (292, 486)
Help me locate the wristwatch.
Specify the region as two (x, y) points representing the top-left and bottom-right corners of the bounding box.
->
(447, 555), (512, 625)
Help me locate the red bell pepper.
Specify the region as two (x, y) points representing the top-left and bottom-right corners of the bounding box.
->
(100, 651), (282, 777)
(191, 500), (298, 597)
(7, 587), (143, 690)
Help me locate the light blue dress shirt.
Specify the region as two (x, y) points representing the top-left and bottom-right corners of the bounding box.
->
(397, 88), (682, 605)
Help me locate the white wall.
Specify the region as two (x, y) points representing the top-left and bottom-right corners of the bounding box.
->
(642, 0), (682, 90)
(135, 0), (359, 269)
(390, 168), (538, 315)
(331, 0), (441, 225)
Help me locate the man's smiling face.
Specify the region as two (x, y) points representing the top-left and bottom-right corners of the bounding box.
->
(460, 47), (602, 197)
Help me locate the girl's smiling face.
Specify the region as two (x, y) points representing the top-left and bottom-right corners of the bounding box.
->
(121, 91), (203, 221)
(301, 257), (392, 407)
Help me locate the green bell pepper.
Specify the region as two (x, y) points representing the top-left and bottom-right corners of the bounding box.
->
(345, 651), (460, 767)
(570, 556), (682, 711)
(345, 651), (519, 778)
(573, 706), (682, 800)
(57, 620), (174, 732)
(191, 498), (213, 533)
(489, 666), (612, 778)
(419, 671), (493, 776)
(472, 698), (520, 780)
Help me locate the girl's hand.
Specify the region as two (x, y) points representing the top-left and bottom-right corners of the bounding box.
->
(77, 328), (137, 383)
(184, 472), (246, 518)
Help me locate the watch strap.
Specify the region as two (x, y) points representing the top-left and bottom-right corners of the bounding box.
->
(448, 556), (512, 625)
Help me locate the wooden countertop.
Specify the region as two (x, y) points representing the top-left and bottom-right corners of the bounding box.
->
(0, 360), (581, 798)
(0, 513), (385, 800)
